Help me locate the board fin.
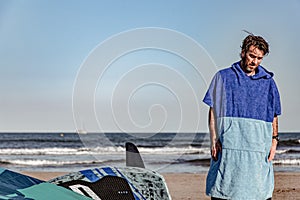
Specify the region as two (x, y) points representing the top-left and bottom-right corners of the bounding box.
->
(125, 142), (145, 168)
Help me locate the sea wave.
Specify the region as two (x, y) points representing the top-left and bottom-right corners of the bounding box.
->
(0, 146), (210, 156)
(279, 139), (300, 146)
(273, 159), (300, 165)
(2, 158), (299, 167)
(0, 147), (124, 155)
(0, 159), (105, 166)
(137, 146), (210, 155)
(276, 149), (300, 154)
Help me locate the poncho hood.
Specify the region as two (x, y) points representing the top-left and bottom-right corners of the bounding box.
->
(232, 61), (273, 80)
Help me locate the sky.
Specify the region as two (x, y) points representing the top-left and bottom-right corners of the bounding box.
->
(0, 0), (299, 133)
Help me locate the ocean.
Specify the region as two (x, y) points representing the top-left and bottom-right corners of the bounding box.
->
(0, 132), (299, 173)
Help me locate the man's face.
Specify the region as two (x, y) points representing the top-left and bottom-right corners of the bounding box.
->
(241, 45), (264, 75)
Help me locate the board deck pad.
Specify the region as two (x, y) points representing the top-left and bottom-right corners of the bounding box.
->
(49, 166), (172, 200)
(58, 176), (135, 200)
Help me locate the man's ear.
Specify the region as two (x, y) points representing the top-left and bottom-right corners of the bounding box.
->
(241, 50), (245, 58)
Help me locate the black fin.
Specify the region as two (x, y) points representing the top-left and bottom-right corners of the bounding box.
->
(125, 142), (145, 168)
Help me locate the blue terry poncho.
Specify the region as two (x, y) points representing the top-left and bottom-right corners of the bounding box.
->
(203, 62), (281, 199)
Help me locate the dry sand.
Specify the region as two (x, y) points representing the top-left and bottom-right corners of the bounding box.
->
(164, 172), (300, 200)
(23, 171), (300, 200)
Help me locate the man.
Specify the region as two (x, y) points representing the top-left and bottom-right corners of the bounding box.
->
(203, 34), (281, 200)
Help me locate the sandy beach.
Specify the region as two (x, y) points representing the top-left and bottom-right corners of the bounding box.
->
(22, 171), (300, 200)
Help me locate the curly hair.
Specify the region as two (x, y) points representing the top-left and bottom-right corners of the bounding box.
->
(240, 33), (269, 57)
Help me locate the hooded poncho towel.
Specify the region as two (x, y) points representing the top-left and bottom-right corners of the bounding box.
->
(203, 62), (281, 199)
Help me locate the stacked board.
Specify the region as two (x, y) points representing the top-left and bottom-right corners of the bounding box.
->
(49, 166), (171, 200)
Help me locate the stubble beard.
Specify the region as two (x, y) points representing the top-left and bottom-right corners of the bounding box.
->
(241, 57), (256, 75)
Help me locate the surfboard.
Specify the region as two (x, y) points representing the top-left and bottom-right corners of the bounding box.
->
(48, 143), (171, 200)
(0, 167), (91, 200)
(49, 166), (171, 200)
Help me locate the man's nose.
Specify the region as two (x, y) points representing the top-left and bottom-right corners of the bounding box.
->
(252, 58), (259, 65)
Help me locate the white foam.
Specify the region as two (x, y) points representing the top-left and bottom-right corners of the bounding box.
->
(273, 159), (300, 165)
(276, 149), (289, 154)
(0, 159), (103, 166)
(0, 146), (210, 156)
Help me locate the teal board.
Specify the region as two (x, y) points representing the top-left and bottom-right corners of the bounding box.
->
(0, 167), (90, 200)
